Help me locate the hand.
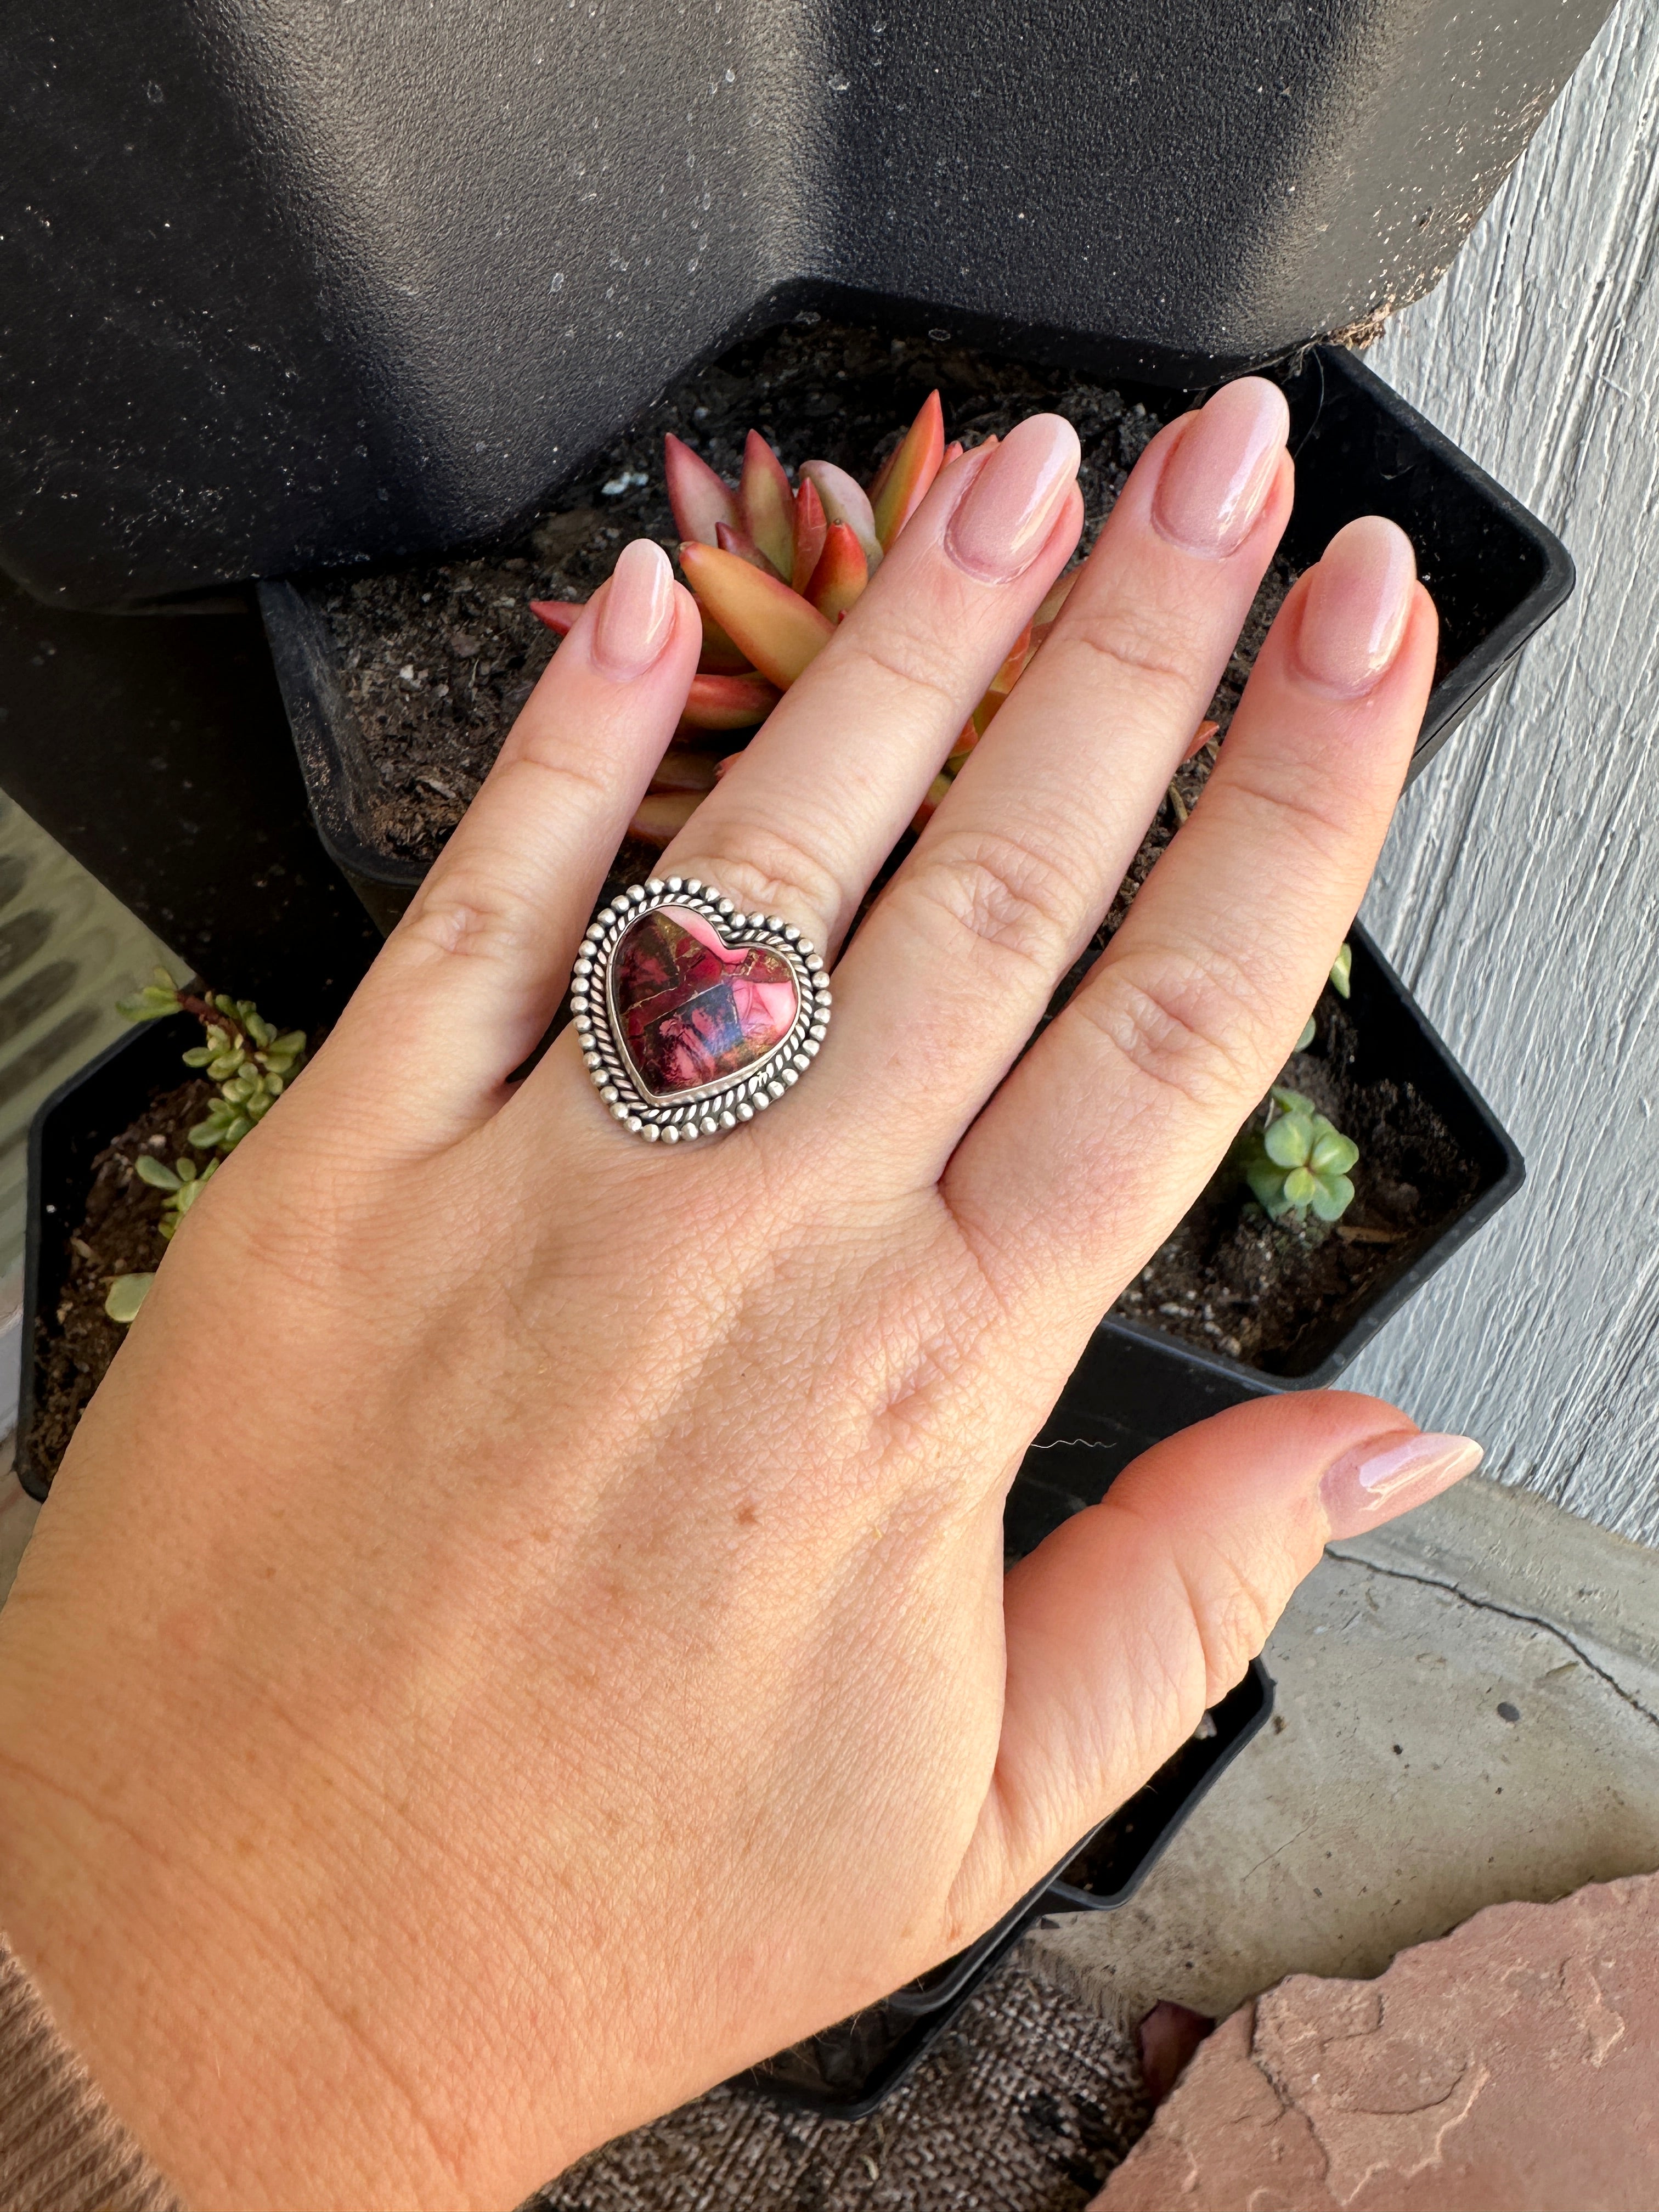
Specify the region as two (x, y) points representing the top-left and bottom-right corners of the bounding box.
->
(0, 379), (1471, 2212)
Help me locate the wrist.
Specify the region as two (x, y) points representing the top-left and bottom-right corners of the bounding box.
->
(0, 1658), (466, 2209)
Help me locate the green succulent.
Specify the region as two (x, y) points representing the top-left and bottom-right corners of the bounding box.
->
(1241, 1085), (1360, 1223)
(134, 1150), (219, 1237)
(104, 1273), (155, 1324)
(103, 974), (306, 1324)
(1295, 941), (1353, 1053)
(103, 1156), (220, 1324)
(117, 970), (307, 1154)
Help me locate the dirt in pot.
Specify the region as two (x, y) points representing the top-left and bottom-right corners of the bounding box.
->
(26, 1078), (213, 1486)
(312, 316), (1295, 864)
(1110, 1000), (1483, 1372)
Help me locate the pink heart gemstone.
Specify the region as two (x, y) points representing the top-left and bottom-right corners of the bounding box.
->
(611, 906), (799, 1099)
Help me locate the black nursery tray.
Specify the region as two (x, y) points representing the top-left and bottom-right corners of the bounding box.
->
(259, 339), (1572, 939)
(15, 1012), (202, 1500)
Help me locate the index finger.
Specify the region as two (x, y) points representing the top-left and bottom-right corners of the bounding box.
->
(949, 515), (1437, 1317)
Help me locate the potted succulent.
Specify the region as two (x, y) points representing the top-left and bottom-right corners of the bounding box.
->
(256, 318), (1546, 1449)
(259, 325), (1571, 932)
(16, 977), (309, 1499)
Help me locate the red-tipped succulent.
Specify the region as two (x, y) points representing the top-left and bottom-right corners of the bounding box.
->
(531, 394), (1220, 849)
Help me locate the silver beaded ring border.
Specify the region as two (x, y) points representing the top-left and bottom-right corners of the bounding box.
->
(571, 877), (832, 1143)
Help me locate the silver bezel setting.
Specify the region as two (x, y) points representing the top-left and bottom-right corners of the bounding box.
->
(571, 878), (831, 1143)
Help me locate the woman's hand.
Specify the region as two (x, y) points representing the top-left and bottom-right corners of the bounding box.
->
(0, 380), (1472, 2212)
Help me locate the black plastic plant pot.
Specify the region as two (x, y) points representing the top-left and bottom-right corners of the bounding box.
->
(259, 340), (1573, 940)
(1093, 921), (1525, 1406)
(741, 1659), (1274, 2121)
(16, 1013), (203, 1500)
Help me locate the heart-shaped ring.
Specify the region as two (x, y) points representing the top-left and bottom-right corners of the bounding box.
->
(572, 879), (831, 1143)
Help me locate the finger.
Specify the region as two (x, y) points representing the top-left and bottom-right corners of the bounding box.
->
(315, 541), (701, 1146)
(951, 516), (1437, 1318)
(955, 1391), (1482, 1919)
(657, 419), (1083, 960)
(811, 380), (1294, 1181)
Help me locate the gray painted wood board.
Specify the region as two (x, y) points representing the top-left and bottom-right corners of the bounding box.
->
(1346, 0), (1659, 1542)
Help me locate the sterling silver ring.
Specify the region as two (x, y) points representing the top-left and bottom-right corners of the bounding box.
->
(572, 878), (831, 1142)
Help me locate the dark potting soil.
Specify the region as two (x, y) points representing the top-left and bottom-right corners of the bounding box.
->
(27, 1077), (215, 1485)
(314, 317), (1292, 864)
(1113, 1001), (1482, 1369)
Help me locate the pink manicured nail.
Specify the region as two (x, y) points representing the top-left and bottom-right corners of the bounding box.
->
(1152, 379), (1289, 557)
(592, 539), (675, 678)
(945, 414), (1081, 582)
(1295, 516), (1418, 695)
(1321, 1430), (1483, 1541)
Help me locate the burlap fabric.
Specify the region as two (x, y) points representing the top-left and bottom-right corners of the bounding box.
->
(532, 1945), (1149, 2212)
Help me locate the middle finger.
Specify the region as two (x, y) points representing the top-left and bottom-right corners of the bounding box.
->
(658, 417), (1085, 957)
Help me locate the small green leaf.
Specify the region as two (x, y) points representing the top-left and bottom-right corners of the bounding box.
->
(1265, 1112), (1313, 1169)
(1329, 943), (1352, 999)
(134, 1155), (182, 1191)
(105, 1273), (155, 1323)
(1245, 1158), (1289, 1215)
(1312, 1172), (1356, 1221)
(1310, 1128), (1359, 1177)
(1295, 1014), (1316, 1052)
(116, 983), (183, 1023)
(180, 1045), (212, 1068)
(1282, 1165), (1318, 1208)
(187, 1116), (225, 1149)
(220, 1114), (253, 1148)
(1269, 1084), (1317, 1118)
(176, 1158), (199, 1183)
(273, 1031), (306, 1057)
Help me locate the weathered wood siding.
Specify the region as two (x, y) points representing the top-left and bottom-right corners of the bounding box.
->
(1350, 0), (1659, 1541)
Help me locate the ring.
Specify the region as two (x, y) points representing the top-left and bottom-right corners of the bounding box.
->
(572, 878), (832, 1142)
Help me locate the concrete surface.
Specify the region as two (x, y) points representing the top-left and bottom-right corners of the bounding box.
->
(1029, 1475), (1659, 2029)
(1349, 0), (1659, 1545)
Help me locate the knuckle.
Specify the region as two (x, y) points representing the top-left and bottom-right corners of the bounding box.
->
(903, 827), (1082, 981)
(1077, 943), (1274, 1112)
(836, 627), (963, 721)
(1209, 762), (1362, 881)
(1177, 1544), (1280, 1700)
(670, 817), (847, 943)
(398, 871), (542, 966)
(1056, 600), (1206, 707)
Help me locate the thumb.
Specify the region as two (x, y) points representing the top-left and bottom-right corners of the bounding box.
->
(961, 1390), (1481, 1918)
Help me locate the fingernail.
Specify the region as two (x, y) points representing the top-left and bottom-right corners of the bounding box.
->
(945, 414), (1080, 582)
(1321, 1430), (1483, 1541)
(592, 539), (675, 678)
(1295, 516), (1418, 696)
(1152, 379), (1289, 557)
